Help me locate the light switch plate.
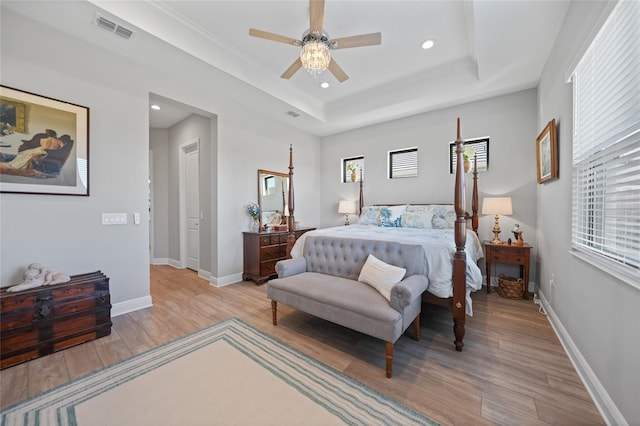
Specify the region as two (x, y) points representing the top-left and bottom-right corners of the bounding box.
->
(102, 213), (127, 225)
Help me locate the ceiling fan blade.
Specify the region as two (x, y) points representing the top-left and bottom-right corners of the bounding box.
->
(281, 58), (303, 79)
(328, 59), (349, 83)
(309, 0), (325, 36)
(330, 33), (382, 49)
(249, 28), (300, 46)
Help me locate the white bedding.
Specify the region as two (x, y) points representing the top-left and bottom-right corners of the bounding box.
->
(290, 225), (484, 315)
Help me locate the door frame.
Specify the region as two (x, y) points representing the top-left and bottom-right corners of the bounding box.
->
(179, 138), (199, 269)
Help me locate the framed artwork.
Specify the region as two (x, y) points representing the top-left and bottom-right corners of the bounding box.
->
(0, 85), (89, 195)
(536, 119), (558, 184)
(449, 137), (489, 174)
(342, 156), (364, 183)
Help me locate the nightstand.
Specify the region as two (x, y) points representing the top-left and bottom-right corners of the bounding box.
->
(484, 241), (532, 299)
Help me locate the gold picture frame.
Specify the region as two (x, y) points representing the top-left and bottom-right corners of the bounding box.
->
(536, 119), (558, 184)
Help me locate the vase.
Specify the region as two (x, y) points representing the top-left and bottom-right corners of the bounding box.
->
(250, 217), (260, 233)
(464, 158), (471, 173)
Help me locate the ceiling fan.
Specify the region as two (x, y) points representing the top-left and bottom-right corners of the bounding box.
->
(249, 0), (381, 83)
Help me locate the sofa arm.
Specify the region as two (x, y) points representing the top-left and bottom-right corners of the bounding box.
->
(390, 274), (429, 312)
(275, 257), (307, 278)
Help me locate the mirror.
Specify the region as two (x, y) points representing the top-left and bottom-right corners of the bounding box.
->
(258, 169), (288, 228)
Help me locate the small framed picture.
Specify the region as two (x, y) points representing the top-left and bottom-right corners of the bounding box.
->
(536, 119), (558, 184)
(0, 85), (89, 195)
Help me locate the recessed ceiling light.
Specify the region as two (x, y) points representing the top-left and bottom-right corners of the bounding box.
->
(150, 104), (161, 110)
(320, 82), (330, 89)
(421, 39), (435, 50)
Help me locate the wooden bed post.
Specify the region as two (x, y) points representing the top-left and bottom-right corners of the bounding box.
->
(472, 154), (479, 234)
(359, 170), (364, 214)
(286, 145), (296, 259)
(453, 118), (467, 351)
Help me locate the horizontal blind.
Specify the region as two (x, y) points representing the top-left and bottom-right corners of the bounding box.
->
(389, 148), (418, 178)
(571, 0), (640, 272)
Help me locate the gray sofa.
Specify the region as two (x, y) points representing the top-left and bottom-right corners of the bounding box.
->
(267, 236), (428, 378)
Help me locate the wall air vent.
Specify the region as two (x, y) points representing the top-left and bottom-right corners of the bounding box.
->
(94, 14), (134, 40)
(285, 111), (300, 118)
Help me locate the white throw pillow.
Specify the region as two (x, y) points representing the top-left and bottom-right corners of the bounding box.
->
(358, 254), (407, 302)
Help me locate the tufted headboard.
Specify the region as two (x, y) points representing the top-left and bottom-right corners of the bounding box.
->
(301, 236), (426, 281)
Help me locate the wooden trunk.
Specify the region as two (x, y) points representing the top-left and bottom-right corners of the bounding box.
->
(1, 271), (112, 369)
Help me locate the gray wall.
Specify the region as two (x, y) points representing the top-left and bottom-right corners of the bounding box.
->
(537, 1), (639, 424)
(0, 5), (321, 298)
(149, 128), (170, 261)
(319, 89), (539, 285)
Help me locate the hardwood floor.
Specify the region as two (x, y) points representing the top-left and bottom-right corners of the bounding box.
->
(1, 265), (604, 425)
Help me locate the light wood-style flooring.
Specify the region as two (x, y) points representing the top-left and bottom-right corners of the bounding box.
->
(1, 265), (604, 425)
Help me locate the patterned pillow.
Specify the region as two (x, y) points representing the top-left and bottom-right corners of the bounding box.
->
(402, 211), (433, 228)
(429, 205), (456, 229)
(380, 205), (407, 227)
(359, 206), (381, 225)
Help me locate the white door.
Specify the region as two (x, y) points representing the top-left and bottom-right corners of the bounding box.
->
(185, 147), (199, 271)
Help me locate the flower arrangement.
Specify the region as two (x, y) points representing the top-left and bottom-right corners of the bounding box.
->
(246, 202), (261, 220)
(346, 162), (358, 173)
(463, 146), (476, 160)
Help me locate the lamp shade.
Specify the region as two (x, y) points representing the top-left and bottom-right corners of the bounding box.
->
(482, 197), (513, 215)
(338, 200), (357, 214)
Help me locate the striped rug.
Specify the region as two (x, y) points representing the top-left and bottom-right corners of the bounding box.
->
(1, 318), (438, 425)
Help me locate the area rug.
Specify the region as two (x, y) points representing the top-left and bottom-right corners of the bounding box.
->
(1, 318), (438, 426)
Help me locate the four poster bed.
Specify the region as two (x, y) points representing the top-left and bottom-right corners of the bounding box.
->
(282, 118), (481, 351)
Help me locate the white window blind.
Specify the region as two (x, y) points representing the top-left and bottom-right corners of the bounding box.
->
(571, 0), (640, 279)
(389, 148), (418, 178)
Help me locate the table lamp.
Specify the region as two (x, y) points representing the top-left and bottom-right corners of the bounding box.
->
(482, 197), (513, 244)
(338, 200), (357, 226)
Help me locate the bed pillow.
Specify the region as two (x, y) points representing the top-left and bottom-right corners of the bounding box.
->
(430, 205), (456, 229)
(359, 206), (381, 225)
(379, 205), (406, 227)
(358, 254), (407, 302)
(402, 211), (433, 228)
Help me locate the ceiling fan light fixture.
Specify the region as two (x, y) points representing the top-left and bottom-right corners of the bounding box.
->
(300, 39), (331, 76)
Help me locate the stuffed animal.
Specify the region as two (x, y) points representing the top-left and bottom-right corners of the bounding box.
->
(6, 263), (71, 292)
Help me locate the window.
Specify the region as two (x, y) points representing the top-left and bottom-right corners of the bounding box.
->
(449, 137), (489, 174)
(263, 175), (275, 195)
(389, 148), (418, 178)
(571, 0), (640, 286)
(342, 156), (364, 183)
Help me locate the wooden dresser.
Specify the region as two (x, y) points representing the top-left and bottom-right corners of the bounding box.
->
(1, 271), (112, 369)
(243, 228), (315, 284)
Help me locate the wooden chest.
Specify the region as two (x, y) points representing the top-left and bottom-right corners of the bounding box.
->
(242, 228), (315, 284)
(1, 271), (112, 369)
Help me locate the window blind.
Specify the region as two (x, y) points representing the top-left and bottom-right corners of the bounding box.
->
(449, 138), (489, 173)
(389, 148), (418, 178)
(571, 0), (640, 275)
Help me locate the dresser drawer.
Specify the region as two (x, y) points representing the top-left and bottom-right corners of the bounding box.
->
(260, 245), (282, 261)
(260, 260), (279, 277)
(490, 246), (526, 256)
(490, 253), (525, 264)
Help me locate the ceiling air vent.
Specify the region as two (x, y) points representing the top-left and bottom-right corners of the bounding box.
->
(94, 14), (134, 40)
(285, 111), (300, 118)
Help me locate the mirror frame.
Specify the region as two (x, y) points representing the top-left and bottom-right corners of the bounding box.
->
(257, 169), (288, 229)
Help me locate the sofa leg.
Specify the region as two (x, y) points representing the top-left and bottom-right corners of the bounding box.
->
(413, 316), (420, 341)
(385, 341), (393, 378)
(271, 300), (278, 325)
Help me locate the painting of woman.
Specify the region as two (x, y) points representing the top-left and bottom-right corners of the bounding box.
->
(0, 129), (73, 178)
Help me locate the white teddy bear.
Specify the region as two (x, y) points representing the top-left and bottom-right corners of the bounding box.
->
(6, 263), (71, 292)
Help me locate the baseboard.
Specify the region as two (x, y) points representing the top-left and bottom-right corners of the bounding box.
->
(538, 292), (626, 426)
(210, 272), (243, 287)
(151, 258), (170, 265)
(111, 295), (153, 317)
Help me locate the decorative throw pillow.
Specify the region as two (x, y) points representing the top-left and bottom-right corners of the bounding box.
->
(429, 205), (456, 229)
(359, 206), (381, 225)
(379, 205), (406, 227)
(358, 254), (407, 302)
(402, 211), (433, 228)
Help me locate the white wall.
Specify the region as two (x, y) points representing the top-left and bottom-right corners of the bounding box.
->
(537, 1), (639, 424)
(320, 89), (539, 285)
(1, 5), (321, 296)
